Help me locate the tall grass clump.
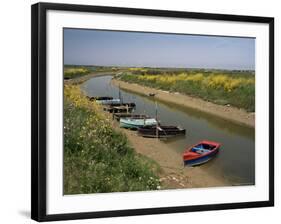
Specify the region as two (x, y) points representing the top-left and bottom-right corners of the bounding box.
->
(118, 72), (255, 112)
(64, 85), (160, 194)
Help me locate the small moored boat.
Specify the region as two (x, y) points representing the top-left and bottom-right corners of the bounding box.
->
(96, 99), (121, 105)
(138, 126), (186, 138)
(103, 105), (135, 113)
(113, 113), (150, 121)
(105, 102), (136, 107)
(87, 96), (113, 101)
(120, 118), (157, 129)
(183, 140), (221, 166)
(103, 102), (136, 113)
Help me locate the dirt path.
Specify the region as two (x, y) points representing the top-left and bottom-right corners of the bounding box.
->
(111, 79), (255, 128)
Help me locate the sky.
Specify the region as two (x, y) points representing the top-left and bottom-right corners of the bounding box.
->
(64, 28), (255, 70)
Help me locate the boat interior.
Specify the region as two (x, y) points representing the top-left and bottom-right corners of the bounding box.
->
(191, 144), (216, 154)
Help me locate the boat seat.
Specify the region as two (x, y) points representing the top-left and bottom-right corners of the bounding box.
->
(191, 147), (203, 152)
(192, 147), (210, 154)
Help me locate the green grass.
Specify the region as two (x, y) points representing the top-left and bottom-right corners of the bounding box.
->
(118, 72), (255, 112)
(63, 85), (160, 194)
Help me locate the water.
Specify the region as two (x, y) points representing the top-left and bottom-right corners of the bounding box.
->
(82, 75), (255, 185)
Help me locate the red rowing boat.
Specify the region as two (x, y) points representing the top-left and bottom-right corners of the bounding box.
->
(183, 140), (221, 166)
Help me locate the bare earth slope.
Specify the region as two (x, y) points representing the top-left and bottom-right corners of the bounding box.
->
(112, 79), (255, 128)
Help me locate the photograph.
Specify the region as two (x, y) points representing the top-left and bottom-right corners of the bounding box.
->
(63, 28), (255, 195)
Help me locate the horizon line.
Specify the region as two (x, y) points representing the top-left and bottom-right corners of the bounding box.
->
(64, 64), (255, 71)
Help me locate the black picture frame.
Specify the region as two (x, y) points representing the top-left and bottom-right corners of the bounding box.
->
(31, 2), (274, 222)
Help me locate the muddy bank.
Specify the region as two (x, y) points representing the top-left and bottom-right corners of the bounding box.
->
(111, 79), (255, 128)
(121, 128), (229, 189)
(99, 107), (230, 189)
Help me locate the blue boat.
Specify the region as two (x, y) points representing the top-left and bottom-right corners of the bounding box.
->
(183, 141), (221, 166)
(120, 118), (157, 129)
(95, 99), (121, 105)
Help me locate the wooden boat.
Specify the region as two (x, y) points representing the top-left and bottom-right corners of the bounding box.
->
(138, 126), (186, 138)
(104, 102), (136, 108)
(113, 113), (150, 121)
(104, 105), (135, 113)
(87, 96), (113, 101)
(183, 140), (221, 166)
(96, 99), (121, 105)
(120, 118), (157, 129)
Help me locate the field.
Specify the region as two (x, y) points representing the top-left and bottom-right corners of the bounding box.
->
(64, 83), (160, 194)
(118, 69), (255, 112)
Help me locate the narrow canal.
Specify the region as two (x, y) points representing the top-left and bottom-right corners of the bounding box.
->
(82, 75), (255, 186)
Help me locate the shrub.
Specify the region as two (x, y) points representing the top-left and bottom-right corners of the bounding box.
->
(119, 72), (255, 112)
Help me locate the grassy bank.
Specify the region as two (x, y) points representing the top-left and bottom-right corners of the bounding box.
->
(64, 67), (91, 79)
(64, 84), (160, 194)
(118, 71), (255, 112)
(64, 65), (127, 80)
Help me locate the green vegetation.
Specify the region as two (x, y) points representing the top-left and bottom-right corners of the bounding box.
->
(64, 84), (160, 194)
(118, 70), (255, 112)
(64, 67), (91, 79)
(64, 65), (125, 79)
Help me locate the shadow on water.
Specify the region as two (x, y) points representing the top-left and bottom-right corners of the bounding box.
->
(159, 135), (187, 143)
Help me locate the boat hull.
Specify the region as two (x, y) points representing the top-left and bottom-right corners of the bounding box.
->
(184, 148), (218, 166)
(87, 96), (113, 101)
(183, 141), (221, 166)
(120, 118), (157, 129)
(105, 102), (136, 107)
(96, 99), (121, 105)
(104, 106), (134, 113)
(113, 113), (150, 121)
(138, 126), (186, 138)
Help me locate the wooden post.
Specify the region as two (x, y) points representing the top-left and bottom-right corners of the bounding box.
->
(119, 84), (123, 104)
(155, 101), (159, 138)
